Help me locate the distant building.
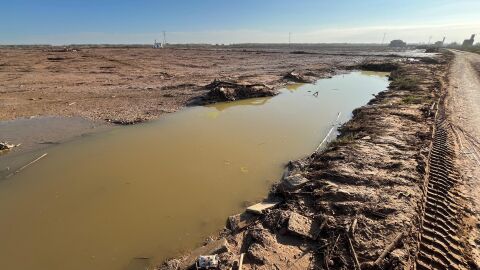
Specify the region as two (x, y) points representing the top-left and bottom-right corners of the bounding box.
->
(462, 34), (475, 47)
(153, 39), (163, 49)
(389, 40), (407, 47)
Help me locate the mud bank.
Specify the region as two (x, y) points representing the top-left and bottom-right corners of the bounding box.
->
(0, 116), (110, 159)
(160, 54), (452, 269)
(0, 46), (431, 124)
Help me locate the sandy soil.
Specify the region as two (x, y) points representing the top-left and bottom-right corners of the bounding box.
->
(446, 49), (480, 266)
(160, 54), (452, 270)
(0, 46), (421, 123)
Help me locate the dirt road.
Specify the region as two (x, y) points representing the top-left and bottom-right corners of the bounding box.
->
(446, 49), (480, 266)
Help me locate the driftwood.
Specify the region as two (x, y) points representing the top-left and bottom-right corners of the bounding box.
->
(315, 112), (342, 152)
(347, 233), (361, 270)
(238, 253), (244, 270)
(373, 232), (403, 265)
(324, 234), (341, 270)
(361, 232), (404, 269)
(347, 219), (361, 270)
(6, 153), (48, 178)
(349, 218), (358, 242)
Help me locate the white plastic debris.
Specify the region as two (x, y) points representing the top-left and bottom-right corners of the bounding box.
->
(0, 142), (20, 151)
(196, 255), (219, 269)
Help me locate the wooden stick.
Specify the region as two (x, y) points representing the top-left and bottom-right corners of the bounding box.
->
(314, 218), (328, 240)
(374, 232), (403, 266)
(315, 126), (335, 152)
(315, 112), (342, 152)
(238, 253), (244, 270)
(347, 234), (361, 270)
(6, 153), (48, 178)
(335, 111), (342, 122)
(349, 218), (358, 241)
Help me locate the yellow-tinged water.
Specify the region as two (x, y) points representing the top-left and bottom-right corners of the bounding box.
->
(0, 71), (389, 270)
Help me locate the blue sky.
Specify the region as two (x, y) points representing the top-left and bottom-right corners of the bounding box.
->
(1, 0), (479, 44)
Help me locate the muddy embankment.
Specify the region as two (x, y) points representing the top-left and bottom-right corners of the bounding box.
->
(160, 54), (453, 270)
(1, 46), (434, 125)
(0, 47), (344, 124)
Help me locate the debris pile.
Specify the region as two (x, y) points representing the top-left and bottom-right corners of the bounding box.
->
(105, 118), (145, 125)
(283, 70), (314, 83)
(196, 255), (219, 269)
(0, 141), (20, 151)
(201, 79), (277, 104)
(358, 61), (399, 72)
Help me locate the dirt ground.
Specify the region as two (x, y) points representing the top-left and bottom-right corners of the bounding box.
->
(445, 49), (480, 267)
(0, 45), (425, 123)
(4, 45), (466, 270)
(160, 54), (459, 269)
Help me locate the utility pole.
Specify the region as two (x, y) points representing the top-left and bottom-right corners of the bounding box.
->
(162, 31), (167, 47)
(289, 32), (291, 47)
(381, 33), (386, 45)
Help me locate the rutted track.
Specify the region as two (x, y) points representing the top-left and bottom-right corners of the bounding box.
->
(416, 115), (469, 270)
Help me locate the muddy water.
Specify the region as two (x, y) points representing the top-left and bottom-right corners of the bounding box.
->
(0, 71), (389, 270)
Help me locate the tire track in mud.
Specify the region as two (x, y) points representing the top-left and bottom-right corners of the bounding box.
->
(416, 116), (469, 270)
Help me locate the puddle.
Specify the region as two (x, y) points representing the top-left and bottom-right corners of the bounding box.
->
(0, 116), (110, 178)
(0, 71), (389, 270)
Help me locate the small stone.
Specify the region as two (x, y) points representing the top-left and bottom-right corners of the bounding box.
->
(283, 174), (309, 190)
(227, 212), (257, 231)
(287, 212), (321, 239)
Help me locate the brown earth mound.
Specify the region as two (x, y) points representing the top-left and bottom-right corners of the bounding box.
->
(193, 80), (278, 105)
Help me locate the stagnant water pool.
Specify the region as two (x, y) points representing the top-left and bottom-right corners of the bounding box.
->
(0, 71), (389, 270)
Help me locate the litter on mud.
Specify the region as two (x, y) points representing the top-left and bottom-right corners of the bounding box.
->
(200, 79), (277, 104)
(0, 141), (20, 151)
(246, 199), (282, 214)
(179, 238), (228, 269)
(196, 255), (219, 269)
